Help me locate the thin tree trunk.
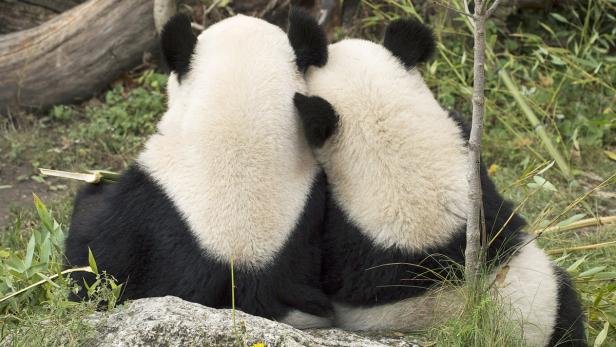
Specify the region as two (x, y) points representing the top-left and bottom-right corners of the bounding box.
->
(464, 0), (502, 281)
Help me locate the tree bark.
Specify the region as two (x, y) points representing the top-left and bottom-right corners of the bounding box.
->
(0, 0), (158, 113)
(154, 0), (176, 33)
(0, 0), (87, 34)
(465, 8), (485, 281)
(464, 0), (502, 280)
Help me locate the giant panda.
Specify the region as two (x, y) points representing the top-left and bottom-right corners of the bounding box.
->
(65, 9), (333, 328)
(292, 18), (586, 346)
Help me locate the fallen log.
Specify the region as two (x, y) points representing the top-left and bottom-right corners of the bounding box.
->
(0, 0), (158, 113)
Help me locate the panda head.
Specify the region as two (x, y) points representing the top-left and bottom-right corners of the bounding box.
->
(140, 11), (330, 266)
(293, 17), (438, 149)
(157, 9), (327, 134)
(294, 19), (471, 251)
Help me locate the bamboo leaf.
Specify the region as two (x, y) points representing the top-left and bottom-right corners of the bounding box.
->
(550, 13), (569, 24)
(39, 234), (51, 264)
(567, 256), (587, 272)
(499, 69), (571, 178)
(25, 235), (36, 269)
(557, 213), (587, 227)
(88, 248), (98, 274)
(5, 256), (26, 273)
(594, 321), (609, 346)
(579, 266), (607, 278)
(87, 279), (100, 297)
(536, 161), (555, 175)
(528, 176), (557, 192)
(33, 194), (53, 232)
(594, 272), (616, 280)
(593, 289), (605, 307)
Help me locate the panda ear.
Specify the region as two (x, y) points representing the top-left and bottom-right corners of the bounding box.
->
(294, 93), (339, 148)
(383, 18), (435, 69)
(288, 7), (328, 73)
(161, 14), (197, 81)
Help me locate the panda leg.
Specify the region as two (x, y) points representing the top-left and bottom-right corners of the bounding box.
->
(278, 284), (334, 328)
(547, 265), (586, 347)
(280, 310), (332, 329)
(332, 289), (463, 331)
(495, 240), (586, 347)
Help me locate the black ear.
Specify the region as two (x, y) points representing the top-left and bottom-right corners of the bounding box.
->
(383, 18), (435, 69)
(161, 14), (197, 81)
(288, 7), (328, 73)
(294, 93), (339, 148)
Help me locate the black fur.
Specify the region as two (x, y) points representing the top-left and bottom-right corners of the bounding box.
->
(294, 93), (339, 148)
(383, 18), (435, 69)
(548, 265), (587, 347)
(161, 14), (197, 81)
(288, 7), (328, 72)
(321, 162), (526, 305)
(448, 110), (470, 139)
(65, 165), (332, 321)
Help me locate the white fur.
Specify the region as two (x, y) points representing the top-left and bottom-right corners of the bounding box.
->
(495, 240), (559, 346)
(139, 15), (318, 268)
(333, 289), (463, 331)
(280, 310), (332, 329)
(305, 39), (470, 251)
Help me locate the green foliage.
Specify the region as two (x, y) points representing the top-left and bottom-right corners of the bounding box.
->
(0, 194), (67, 314)
(428, 285), (527, 347)
(70, 71), (167, 159)
(49, 105), (78, 123)
(0, 196), (122, 346)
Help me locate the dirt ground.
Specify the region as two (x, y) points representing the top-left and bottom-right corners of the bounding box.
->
(0, 160), (75, 230)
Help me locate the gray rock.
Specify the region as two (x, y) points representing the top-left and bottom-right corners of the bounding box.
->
(92, 296), (420, 347)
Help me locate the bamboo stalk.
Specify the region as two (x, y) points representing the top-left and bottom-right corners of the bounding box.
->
(39, 168), (119, 183)
(547, 241), (616, 255)
(534, 216), (616, 234)
(498, 69), (572, 179)
(88, 170), (121, 182)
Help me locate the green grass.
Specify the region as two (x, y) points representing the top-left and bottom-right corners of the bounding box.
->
(1, 1), (616, 345)
(427, 283), (528, 347)
(0, 195), (123, 346)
